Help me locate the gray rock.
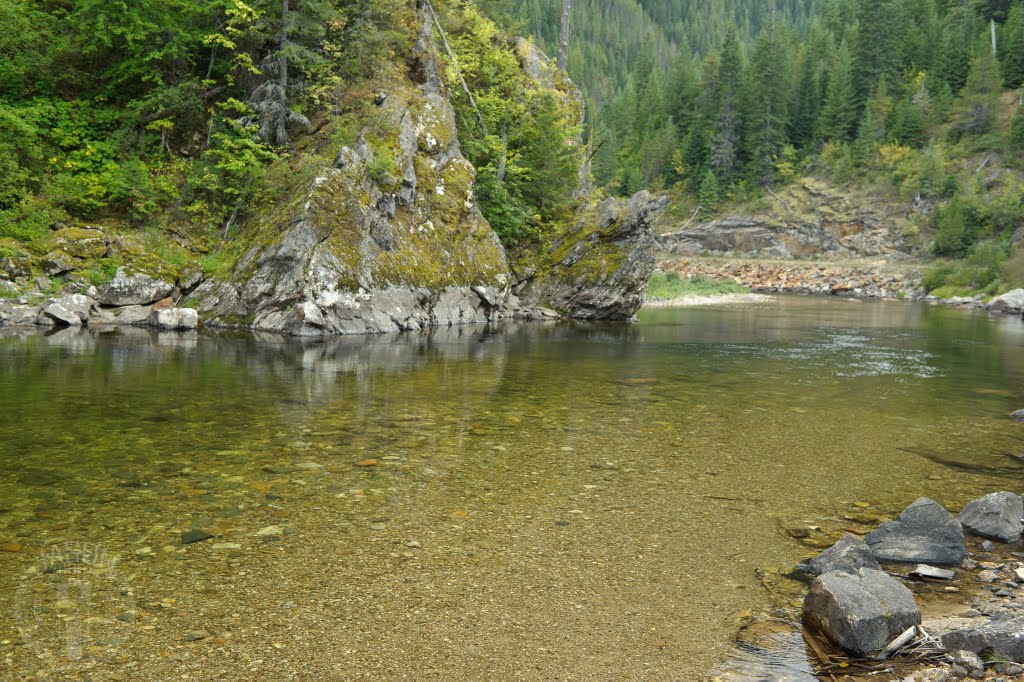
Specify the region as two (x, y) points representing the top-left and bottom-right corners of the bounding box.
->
(100, 267), (175, 306)
(41, 302), (82, 327)
(797, 533), (881, 577)
(46, 294), (92, 324)
(1012, 409), (1024, 422)
(941, 618), (1024, 662)
(959, 491), (1023, 543)
(865, 497), (966, 565)
(989, 289), (1024, 314)
(950, 650), (985, 679)
(802, 568), (921, 657)
(149, 307), (199, 330)
(517, 191), (668, 320)
(909, 564), (956, 580)
(181, 529), (214, 545)
(993, 661), (1024, 675)
(1, 303), (42, 326)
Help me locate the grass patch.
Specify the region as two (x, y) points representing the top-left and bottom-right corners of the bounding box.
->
(647, 271), (749, 299)
(199, 246), (240, 279)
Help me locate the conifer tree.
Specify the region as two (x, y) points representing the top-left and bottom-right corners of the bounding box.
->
(1001, 3), (1024, 88)
(818, 43), (858, 141)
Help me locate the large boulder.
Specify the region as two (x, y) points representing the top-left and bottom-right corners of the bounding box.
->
(941, 619), (1024, 662)
(149, 307), (199, 330)
(515, 191), (668, 320)
(797, 533), (881, 578)
(802, 568), (921, 657)
(865, 497), (965, 565)
(41, 294), (92, 327)
(958, 491), (1023, 543)
(988, 288), (1024, 314)
(100, 267), (176, 306)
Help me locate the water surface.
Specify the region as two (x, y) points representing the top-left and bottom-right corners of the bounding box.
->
(1, 296), (1023, 678)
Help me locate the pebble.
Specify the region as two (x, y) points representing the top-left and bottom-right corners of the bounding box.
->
(1, 543), (22, 552)
(977, 570), (1000, 583)
(354, 459), (379, 468)
(294, 462), (322, 470)
(182, 630), (210, 642)
(253, 525), (283, 538)
(405, 541), (421, 548)
(261, 464), (297, 474)
(212, 543), (241, 550)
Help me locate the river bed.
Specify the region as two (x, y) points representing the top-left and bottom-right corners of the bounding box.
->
(1, 296), (1023, 679)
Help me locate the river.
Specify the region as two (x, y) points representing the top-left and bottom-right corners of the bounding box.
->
(1, 296), (1022, 678)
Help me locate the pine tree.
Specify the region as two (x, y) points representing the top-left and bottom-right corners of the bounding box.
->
(858, 75), (893, 144)
(788, 57), (821, 149)
(746, 20), (791, 185)
(818, 42), (858, 141)
(889, 96), (927, 147)
(1010, 106), (1024, 150)
(1001, 3), (1024, 88)
(698, 168), (720, 217)
(709, 29), (744, 186)
(955, 48), (1003, 136)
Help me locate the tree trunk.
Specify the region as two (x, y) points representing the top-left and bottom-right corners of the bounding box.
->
(280, 0), (289, 93)
(558, 0), (571, 72)
(992, 17), (998, 56)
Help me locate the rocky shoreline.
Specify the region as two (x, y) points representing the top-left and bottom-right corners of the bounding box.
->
(660, 257), (1024, 317)
(736, 486), (1024, 681)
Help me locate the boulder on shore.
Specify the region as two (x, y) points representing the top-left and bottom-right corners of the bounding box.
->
(802, 568), (921, 657)
(958, 491), (1023, 543)
(864, 497), (965, 565)
(99, 267), (175, 306)
(797, 533), (880, 577)
(149, 307), (199, 331)
(941, 618), (1024, 662)
(988, 288), (1024, 314)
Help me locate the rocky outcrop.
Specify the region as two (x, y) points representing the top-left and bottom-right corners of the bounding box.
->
(186, 10), (662, 335)
(802, 568), (921, 657)
(189, 9), (512, 335)
(958, 491), (1023, 543)
(514, 192), (668, 320)
(797, 533), (881, 578)
(657, 179), (918, 259)
(864, 497), (965, 565)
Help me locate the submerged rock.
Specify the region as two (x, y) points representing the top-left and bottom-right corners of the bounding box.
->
(864, 497), (965, 565)
(940, 618), (1024, 662)
(802, 568), (921, 657)
(797, 533), (880, 577)
(958, 491), (1023, 543)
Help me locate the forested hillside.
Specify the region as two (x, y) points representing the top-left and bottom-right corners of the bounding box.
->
(509, 0), (1024, 296)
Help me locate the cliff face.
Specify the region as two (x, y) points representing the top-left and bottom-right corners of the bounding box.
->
(658, 179), (918, 260)
(190, 11), (513, 335)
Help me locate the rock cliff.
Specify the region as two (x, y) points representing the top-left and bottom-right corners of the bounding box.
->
(658, 179), (918, 259)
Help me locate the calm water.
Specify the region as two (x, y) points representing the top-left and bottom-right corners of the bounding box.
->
(1, 296), (1023, 679)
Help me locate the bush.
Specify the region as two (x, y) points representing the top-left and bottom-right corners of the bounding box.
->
(931, 194), (986, 257)
(922, 240), (1008, 293)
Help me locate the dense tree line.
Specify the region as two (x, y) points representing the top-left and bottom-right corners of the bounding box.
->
(510, 0), (1024, 207)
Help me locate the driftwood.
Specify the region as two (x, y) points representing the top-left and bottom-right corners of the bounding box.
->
(679, 205), (701, 230)
(423, 0), (489, 136)
(878, 626), (916, 660)
(766, 185), (793, 215)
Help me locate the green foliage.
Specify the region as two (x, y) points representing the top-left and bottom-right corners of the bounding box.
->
(646, 271), (748, 299)
(698, 169), (720, 217)
(923, 240), (1008, 294)
(1010, 106), (1024, 152)
(932, 193), (985, 257)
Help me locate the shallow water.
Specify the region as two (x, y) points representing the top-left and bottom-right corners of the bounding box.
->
(1, 296), (1023, 679)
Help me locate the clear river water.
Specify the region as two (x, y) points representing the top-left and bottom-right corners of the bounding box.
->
(1, 296), (1023, 679)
